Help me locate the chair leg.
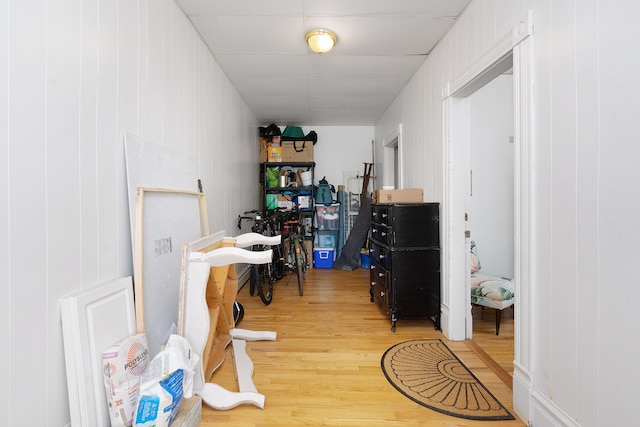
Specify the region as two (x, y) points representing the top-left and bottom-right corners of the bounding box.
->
(495, 309), (502, 336)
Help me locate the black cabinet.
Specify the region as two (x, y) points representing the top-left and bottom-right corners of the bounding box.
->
(369, 203), (440, 332)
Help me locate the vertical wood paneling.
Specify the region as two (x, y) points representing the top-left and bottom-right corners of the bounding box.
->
(96, 0), (119, 280)
(549, 0), (578, 414)
(80, 0), (100, 287)
(597, 2), (640, 425)
(9, 0), (48, 424)
(378, 0), (640, 425)
(46, 0), (83, 422)
(0, 0), (9, 421)
(7, 0), (259, 424)
(574, 1), (600, 424)
(116, 0), (140, 274)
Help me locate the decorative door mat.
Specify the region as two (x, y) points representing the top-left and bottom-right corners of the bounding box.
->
(381, 339), (515, 421)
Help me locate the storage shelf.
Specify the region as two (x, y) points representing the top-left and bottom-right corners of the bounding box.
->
(263, 161), (315, 168)
(265, 186), (314, 192)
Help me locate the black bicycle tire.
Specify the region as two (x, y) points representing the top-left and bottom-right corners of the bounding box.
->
(296, 261), (304, 296)
(294, 242), (304, 296)
(256, 264), (273, 305)
(271, 243), (286, 281)
(300, 238), (309, 280)
(249, 264), (258, 296)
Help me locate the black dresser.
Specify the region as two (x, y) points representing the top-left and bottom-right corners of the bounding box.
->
(369, 202), (440, 332)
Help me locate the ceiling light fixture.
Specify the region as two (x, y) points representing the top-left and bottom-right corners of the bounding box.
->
(305, 29), (337, 55)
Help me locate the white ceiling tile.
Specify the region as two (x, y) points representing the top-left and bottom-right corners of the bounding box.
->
(178, 0), (303, 16)
(302, 0), (470, 16)
(190, 15), (306, 54)
(175, 0), (473, 125)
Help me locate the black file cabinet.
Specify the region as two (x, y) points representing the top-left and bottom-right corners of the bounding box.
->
(369, 202), (440, 332)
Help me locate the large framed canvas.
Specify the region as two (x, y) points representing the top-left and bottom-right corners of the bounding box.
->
(134, 187), (209, 357)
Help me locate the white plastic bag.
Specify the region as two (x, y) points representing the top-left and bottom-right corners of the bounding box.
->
(133, 334), (199, 427)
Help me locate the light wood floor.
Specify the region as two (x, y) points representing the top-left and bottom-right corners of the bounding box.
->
(201, 267), (523, 426)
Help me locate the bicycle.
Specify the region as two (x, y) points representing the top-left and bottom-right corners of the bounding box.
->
(237, 210), (285, 305)
(277, 209), (310, 296)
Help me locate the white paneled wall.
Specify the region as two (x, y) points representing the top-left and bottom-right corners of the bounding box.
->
(376, 0), (640, 425)
(2, 0), (258, 425)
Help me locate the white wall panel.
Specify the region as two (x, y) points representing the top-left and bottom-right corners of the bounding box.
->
(377, 0), (640, 425)
(47, 0), (84, 423)
(597, 2), (640, 425)
(549, 0), (578, 415)
(0, 0), (9, 418)
(5, 0), (258, 425)
(9, 0), (48, 424)
(574, 1), (600, 424)
(79, 0), (100, 287)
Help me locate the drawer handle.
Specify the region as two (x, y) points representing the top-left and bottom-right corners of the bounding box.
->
(371, 281), (376, 286)
(381, 232), (386, 237)
(378, 272), (384, 277)
(378, 254), (385, 260)
(382, 213), (387, 218)
(372, 229), (377, 234)
(380, 291), (385, 297)
(373, 212), (377, 217)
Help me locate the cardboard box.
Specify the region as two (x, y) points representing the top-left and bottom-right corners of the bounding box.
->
(259, 137), (269, 162)
(268, 146), (282, 162)
(259, 137), (283, 163)
(282, 140), (314, 162)
(373, 188), (423, 203)
(276, 194), (293, 210)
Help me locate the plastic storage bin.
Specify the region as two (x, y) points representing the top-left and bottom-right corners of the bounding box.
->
(314, 248), (335, 269)
(316, 203), (340, 230)
(316, 230), (338, 248)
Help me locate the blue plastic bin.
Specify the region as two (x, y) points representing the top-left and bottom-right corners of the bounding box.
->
(360, 252), (370, 268)
(314, 248), (335, 269)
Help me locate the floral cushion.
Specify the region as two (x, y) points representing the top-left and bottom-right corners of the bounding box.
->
(470, 241), (514, 310)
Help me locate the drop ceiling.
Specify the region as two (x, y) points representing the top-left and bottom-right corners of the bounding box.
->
(176, 0), (472, 126)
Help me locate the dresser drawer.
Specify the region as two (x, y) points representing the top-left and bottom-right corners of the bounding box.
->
(369, 241), (391, 270)
(390, 203), (439, 247)
(371, 204), (392, 226)
(370, 261), (389, 313)
(370, 222), (392, 246)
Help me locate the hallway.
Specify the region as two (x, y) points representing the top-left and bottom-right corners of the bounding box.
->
(202, 267), (523, 426)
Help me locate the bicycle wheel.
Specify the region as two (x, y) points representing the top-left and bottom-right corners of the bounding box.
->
(249, 264), (258, 296)
(300, 237), (309, 280)
(256, 264), (273, 305)
(271, 243), (286, 281)
(294, 242), (304, 296)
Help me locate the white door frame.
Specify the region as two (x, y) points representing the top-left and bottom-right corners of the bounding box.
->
(441, 12), (534, 422)
(382, 124), (403, 189)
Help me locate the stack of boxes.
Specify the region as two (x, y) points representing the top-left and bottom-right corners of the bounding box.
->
(314, 203), (340, 268)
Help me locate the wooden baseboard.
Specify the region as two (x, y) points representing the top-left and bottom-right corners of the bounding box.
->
(465, 339), (513, 390)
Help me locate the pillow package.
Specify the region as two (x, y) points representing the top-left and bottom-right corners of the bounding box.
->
(102, 333), (150, 427)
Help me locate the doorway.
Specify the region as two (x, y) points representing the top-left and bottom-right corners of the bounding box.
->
(446, 52), (514, 340)
(442, 29), (534, 421)
(467, 71), (515, 373)
(382, 124), (403, 189)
